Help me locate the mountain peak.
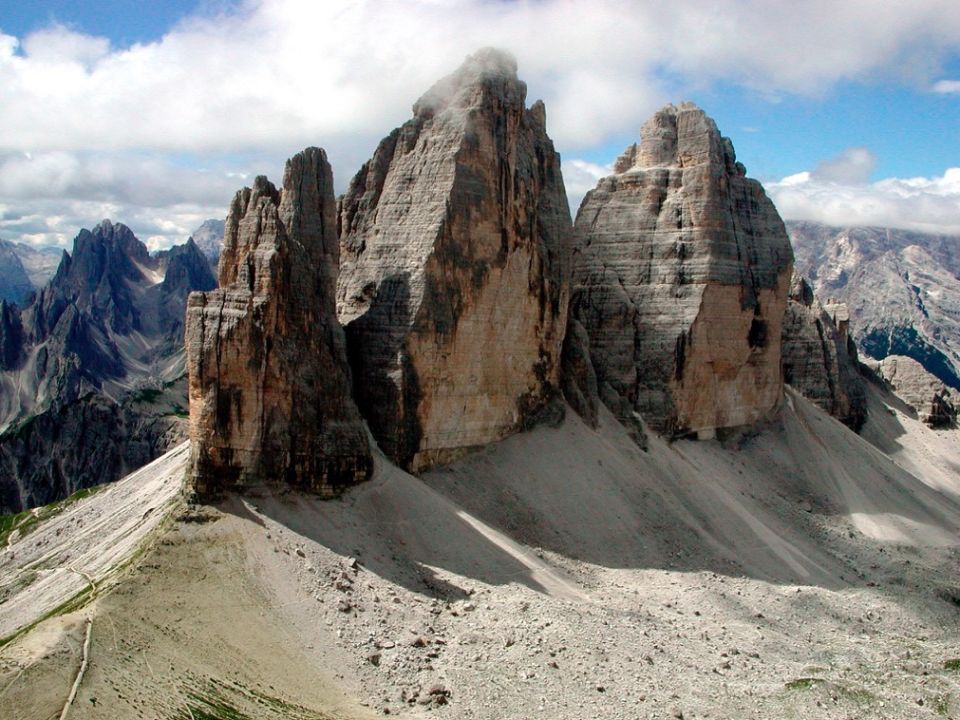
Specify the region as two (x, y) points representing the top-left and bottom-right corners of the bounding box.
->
(413, 47), (525, 119)
(613, 102), (743, 176)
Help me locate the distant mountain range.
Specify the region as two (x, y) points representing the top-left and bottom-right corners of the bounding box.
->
(0, 239), (62, 305)
(0, 219), (223, 306)
(787, 221), (960, 391)
(190, 218), (225, 265)
(0, 220), (217, 512)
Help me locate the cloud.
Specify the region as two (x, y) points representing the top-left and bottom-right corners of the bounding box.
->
(3, 0), (960, 155)
(769, 162), (960, 235)
(931, 79), (960, 93)
(811, 147), (877, 184)
(563, 160), (613, 216)
(3, 0), (960, 246)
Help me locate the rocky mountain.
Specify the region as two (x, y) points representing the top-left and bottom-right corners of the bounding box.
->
(189, 218), (225, 265)
(0, 240), (36, 306)
(0, 239), (63, 305)
(867, 354), (956, 427)
(10, 240), (63, 289)
(186, 149), (371, 499)
(781, 275), (867, 430)
(3, 48), (960, 720)
(787, 221), (960, 391)
(571, 102), (794, 439)
(337, 48), (572, 470)
(0, 220), (216, 513)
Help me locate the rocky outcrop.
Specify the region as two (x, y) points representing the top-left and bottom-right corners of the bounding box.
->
(872, 355), (956, 427)
(0, 392), (187, 515)
(337, 49), (572, 470)
(781, 275), (867, 430)
(0, 241), (35, 306)
(189, 219), (226, 266)
(186, 148), (371, 498)
(572, 102), (794, 438)
(788, 221), (960, 391)
(0, 221), (216, 511)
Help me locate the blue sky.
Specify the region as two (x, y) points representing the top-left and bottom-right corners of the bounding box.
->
(1, 0), (960, 247)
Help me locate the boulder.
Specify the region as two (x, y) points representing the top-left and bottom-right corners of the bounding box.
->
(875, 355), (956, 427)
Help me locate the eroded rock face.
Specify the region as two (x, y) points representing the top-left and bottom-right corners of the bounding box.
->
(572, 103), (794, 437)
(186, 148), (371, 498)
(337, 49), (572, 470)
(788, 221), (960, 391)
(0, 221), (215, 511)
(874, 355), (956, 427)
(781, 275), (867, 430)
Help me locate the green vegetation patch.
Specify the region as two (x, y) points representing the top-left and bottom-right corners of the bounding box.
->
(131, 387), (163, 404)
(175, 678), (333, 720)
(179, 692), (252, 720)
(0, 483), (107, 546)
(944, 659), (960, 671)
(785, 677), (823, 690)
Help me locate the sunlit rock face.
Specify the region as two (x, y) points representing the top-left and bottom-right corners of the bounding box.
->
(186, 148), (371, 499)
(572, 103), (794, 438)
(337, 49), (572, 470)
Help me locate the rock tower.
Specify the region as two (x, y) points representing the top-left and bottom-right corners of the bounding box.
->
(572, 103), (794, 437)
(337, 48), (572, 470)
(185, 148), (371, 498)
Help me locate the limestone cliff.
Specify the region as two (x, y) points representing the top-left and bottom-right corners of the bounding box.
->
(186, 148), (371, 498)
(781, 275), (867, 430)
(872, 355), (956, 427)
(572, 103), (794, 438)
(337, 49), (572, 470)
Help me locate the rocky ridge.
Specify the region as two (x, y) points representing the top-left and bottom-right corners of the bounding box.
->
(788, 221), (960, 390)
(781, 275), (867, 430)
(571, 102), (794, 438)
(0, 240), (35, 306)
(0, 220), (215, 513)
(337, 48), (572, 470)
(189, 218), (226, 266)
(185, 148), (371, 498)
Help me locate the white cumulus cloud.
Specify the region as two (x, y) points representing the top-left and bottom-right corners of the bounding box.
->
(2, 0), (960, 246)
(769, 158), (960, 235)
(931, 79), (960, 93)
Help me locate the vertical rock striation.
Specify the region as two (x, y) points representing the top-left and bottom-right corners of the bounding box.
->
(572, 103), (794, 438)
(186, 148), (371, 498)
(781, 275), (867, 430)
(337, 48), (572, 470)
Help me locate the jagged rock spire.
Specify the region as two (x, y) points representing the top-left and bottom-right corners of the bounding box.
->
(337, 48), (573, 470)
(185, 147), (371, 498)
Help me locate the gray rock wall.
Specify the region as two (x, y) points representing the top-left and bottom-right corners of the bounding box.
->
(186, 148), (371, 498)
(337, 49), (572, 470)
(781, 275), (867, 430)
(572, 103), (794, 437)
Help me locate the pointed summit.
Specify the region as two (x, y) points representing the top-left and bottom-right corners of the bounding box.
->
(186, 147), (371, 499)
(338, 49), (573, 471)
